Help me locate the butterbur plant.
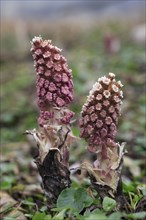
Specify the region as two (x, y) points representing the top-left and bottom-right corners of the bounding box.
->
(26, 36), (125, 211)
(26, 36), (75, 209)
(79, 73), (125, 204)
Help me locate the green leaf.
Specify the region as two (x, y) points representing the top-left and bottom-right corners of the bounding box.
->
(123, 182), (136, 194)
(44, 215), (52, 220)
(102, 197), (117, 212)
(22, 200), (36, 206)
(0, 163), (16, 174)
(32, 212), (46, 220)
(84, 212), (108, 220)
(57, 187), (93, 213)
(0, 181), (12, 190)
(126, 211), (146, 219)
(3, 218), (16, 220)
(53, 209), (67, 220)
(25, 214), (33, 218)
(109, 211), (123, 220)
(40, 205), (48, 212)
(137, 184), (146, 196)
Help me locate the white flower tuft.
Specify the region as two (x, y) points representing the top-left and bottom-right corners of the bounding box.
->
(112, 84), (119, 93)
(109, 72), (115, 78)
(117, 81), (123, 88)
(31, 35), (42, 44)
(103, 90), (111, 98)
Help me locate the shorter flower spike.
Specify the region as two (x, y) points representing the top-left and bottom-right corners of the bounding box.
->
(79, 73), (125, 199)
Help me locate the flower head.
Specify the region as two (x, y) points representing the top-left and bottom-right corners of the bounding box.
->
(79, 72), (123, 153)
(31, 36), (73, 110)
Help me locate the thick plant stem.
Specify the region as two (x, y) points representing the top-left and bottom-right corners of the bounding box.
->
(26, 126), (73, 209)
(35, 148), (71, 209)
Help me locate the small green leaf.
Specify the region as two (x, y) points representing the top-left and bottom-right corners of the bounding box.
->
(0, 175), (16, 190)
(40, 205), (47, 212)
(32, 212), (46, 220)
(22, 200), (36, 206)
(137, 184), (146, 196)
(0, 181), (12, 190)
(25, 214), (33, 218)
(57, 187), (93, 213)
(102, 196), (117, 212)
(123, 182), (136, 194)
(53, 209), (67, 220)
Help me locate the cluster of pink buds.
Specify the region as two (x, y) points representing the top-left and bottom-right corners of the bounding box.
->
(80, 72), (123, 154)
(30, 36), (74, 126)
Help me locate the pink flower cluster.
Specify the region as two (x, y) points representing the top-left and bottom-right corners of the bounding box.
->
(31, 36), (74, 126)
(79, 72), (123, 153)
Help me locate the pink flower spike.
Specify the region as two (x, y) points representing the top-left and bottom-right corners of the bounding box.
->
(54, 74), (62, 82)
(103, 90), (111, 98)
(43, 51), (51, 58)
(96, 94), (103, 100)
(49, 82), (57, 92)
(105, 116), (112, 125)
(100, 128), (107, 137)
(62, 73), (69, 82)
(100, 110), (106, 118)
(95, 103), (102, 111)
(56, 97), (65, 107)
(88, 106), (95, 114)
(87, 125), (94, 134)
(46, 92), (53, 101)
(46, 61), (53, 69)
(84, 115), (90, 124)
(106, 138), (116, 147)
(37, 58), (44, 65)
(110, 123), (116, 131)
(113, 95), (120, 103)
(35, 49), (42, 55)
(90, 113), (97, 122)
(45, 70), (51, 77)
(42, 40), (49, 48)
(37, 66), (44, 74)
(61, 86), (69, 95)
(54, 54), (61, 60)
(109, 106), (115, 113)
(96, 120), (103, 128)
(54, 64), (62, 71)
(103, 100), (109, 107)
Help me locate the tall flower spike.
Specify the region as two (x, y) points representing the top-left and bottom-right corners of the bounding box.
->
(26, 36), (75, 209)
(80, 73), (125, 201)
(31, 36), (74, 127)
